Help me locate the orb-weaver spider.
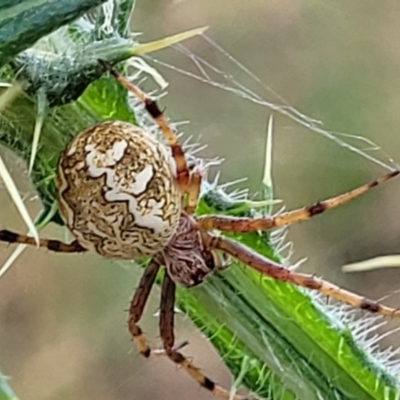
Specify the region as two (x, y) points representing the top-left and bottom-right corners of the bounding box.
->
(0, 60), (399, 400)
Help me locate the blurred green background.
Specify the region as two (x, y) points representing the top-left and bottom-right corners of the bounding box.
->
(1, 1), (400, 399)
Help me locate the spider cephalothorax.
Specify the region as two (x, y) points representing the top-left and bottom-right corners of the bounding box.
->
(161, 212), (217, 287)
(1, 60), (400, 400)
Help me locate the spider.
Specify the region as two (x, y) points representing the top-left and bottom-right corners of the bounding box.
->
(1, 60), (399, 400)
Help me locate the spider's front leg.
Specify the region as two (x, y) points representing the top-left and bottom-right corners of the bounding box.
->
(99, 59), (190, 192)
(203, 233), (400, 317)
(159, 272), (250, 400)
(196, 170), (399, 233)
(0, 229), (86, 252)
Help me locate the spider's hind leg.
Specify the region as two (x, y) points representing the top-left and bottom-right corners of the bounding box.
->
(127, 257), (162, 357)
(159, 272), (250, 400)
(205, 233), (400, 318)
(0, 229), (86, 252)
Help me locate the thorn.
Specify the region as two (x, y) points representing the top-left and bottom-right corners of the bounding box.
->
(28, 90), (48, 175)
(173, 340), (190, 352)
(262, 114), (274, 190)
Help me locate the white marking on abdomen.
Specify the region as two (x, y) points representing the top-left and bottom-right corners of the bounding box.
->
(104, 191), (166, 232)
(85, 140), (166, 233)
(85, 140), (127, 167)
(128, 164), (153, 195)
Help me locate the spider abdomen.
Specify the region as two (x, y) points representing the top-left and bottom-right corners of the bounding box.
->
(55, 120), (181, 259)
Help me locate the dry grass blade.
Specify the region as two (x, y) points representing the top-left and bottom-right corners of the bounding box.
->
(131, 26), (208, 56)
(343, 255), (400, 272)
(0, 83), (39, 246)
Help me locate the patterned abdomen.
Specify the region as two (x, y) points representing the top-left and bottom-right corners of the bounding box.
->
(56, 121), (181, 259)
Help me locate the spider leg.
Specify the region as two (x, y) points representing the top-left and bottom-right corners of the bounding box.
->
(204, 233), (400, 317)
(197, 170), (399, 232)
(0, 229), (86, 252)
(185, 163), (203, 214)
(127, 257), (161, 357)
(99, 60), (190, 191)
(159, 272), (250, 400)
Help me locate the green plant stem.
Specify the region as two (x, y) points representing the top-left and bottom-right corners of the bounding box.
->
(0, 0), (108, 67)
(0, 370), (18, 400)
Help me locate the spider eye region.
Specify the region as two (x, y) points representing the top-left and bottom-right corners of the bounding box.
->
(55, 120), (181, 259)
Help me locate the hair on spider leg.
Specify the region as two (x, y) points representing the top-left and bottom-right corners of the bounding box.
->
(152, 340), (190, 356)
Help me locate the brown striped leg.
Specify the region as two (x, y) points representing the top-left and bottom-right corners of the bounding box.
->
(99, 60), (190, 191)
(203, 233), (400, 317)
(159, 272), (250, 400)
(197, 170), (399, 232)
(0, 229), (86, 252)
(127, 257), (161, 357)
(185, 163), (203, 214)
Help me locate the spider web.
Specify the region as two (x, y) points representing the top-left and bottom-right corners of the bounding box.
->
(145, 33), (398, 173)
